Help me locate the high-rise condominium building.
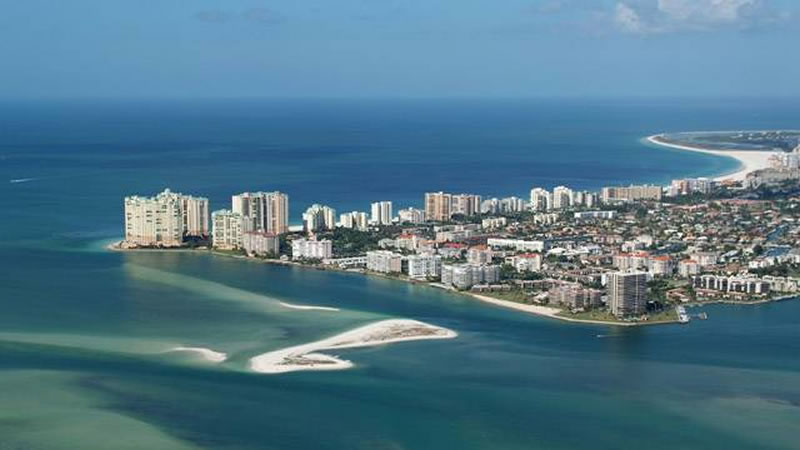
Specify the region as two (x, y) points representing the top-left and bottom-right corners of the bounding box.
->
(124, 188), (208, 247)
(398, 207), (426, 224)
(303, 204), (336, 233)
(451, 194), (482, 217)
(529, 188), (551, 211)
(601, 185), (662, 203)
(231, 191), (289, 234)
(212, 209), (244, 250)
(552, 186), (573, 210)
(425, 192), (452, 222)
(607, 271), (648, 317)
(370, 201), (393, 226)
(339, 211), (369, 230)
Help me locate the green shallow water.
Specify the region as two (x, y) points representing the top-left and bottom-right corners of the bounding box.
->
(1, 247), (799, 449)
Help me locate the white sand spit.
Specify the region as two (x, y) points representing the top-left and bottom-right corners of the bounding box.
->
(647, 134), (779, 182)
(249, 319), (457, 374)
(278, 302), (340, 312)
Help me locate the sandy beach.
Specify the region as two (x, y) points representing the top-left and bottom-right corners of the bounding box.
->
(466, 292), (677, 326)
(646, 134), (779, 182)
(249, 319), (457, 374)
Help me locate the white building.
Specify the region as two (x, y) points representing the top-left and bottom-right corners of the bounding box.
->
(366, 250), (403, 273)
(530, 188), (551, 211)
(678, 260), (701, 277)
(370, 201), (393, 226)
(552, 186), (573, 209)
(452, 194), (482, 217)
(212, 210), (244, 250)
(507, 253), (542, 272)
(574, 211), (616, 221)
(231, 191), (289, 234)
(398, 207), (426, 224)
(339, 211), (369, 231)
(242, 232), (280, 257)
(124, 188), (208, 247)
(441, 264), (501, 290)
(291, 238), (333, 260)
(487, 238), (546, 252)
(303, 204), (336, 233)
(406, 255), (442, 280)
(482, 217), (508, 229)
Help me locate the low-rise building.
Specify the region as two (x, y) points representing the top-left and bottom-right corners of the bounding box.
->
(506, 253), (542, 272)
(292, 238), (333, 260)
(405, 255), (442, 280)
(549, 283), (603, 310)
(242, 232), (280, 256)
(366, 250), (403, 273)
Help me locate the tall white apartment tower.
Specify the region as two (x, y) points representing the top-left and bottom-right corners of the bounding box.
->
(370, 201), (393, 226)
(529, 188), (551, 211)
(552, 186), (573, 210)
(124, 188), (208, 246)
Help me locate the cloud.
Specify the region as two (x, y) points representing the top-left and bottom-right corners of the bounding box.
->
(612, 0), (791, 34)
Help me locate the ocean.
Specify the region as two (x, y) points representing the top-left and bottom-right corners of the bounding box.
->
(1, 98), (799, 449)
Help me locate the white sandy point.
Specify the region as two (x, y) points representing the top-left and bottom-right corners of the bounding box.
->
(646, 134), (779, 182)
(249, 319), (457, 374)
(279, 302), (340, 312)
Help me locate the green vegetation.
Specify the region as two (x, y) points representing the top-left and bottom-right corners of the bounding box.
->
(478, 289), (540, 305)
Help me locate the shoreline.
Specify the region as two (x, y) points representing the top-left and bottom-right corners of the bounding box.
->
(249, 319), (457, 374)
(108, 242), (680, 327)
(646, 134), (779, 182)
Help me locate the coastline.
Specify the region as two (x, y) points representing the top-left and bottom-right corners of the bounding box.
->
(646, 134), (779, 182)
(108, 242), (678, 327)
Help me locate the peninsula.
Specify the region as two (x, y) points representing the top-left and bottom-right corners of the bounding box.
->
(113, 132), (800, 327)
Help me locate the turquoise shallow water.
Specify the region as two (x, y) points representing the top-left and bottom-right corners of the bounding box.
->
(1, 99), (799, 449)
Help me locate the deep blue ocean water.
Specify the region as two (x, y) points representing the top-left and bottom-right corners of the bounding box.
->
(1, 98), (799, 449)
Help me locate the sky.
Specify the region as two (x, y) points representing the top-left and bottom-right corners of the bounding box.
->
(1, 0), (799, 99)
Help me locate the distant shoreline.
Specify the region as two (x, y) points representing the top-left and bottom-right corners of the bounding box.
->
(646, 133), (779, 182)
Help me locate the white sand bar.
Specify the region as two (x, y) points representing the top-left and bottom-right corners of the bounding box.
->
(647, 134), (779, 182)
(278, 302), (340, 312)
(249, 319), (457, 374)
(168, 346), (228, 363)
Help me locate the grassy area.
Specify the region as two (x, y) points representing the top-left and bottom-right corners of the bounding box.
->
(558, 307), (679, 323)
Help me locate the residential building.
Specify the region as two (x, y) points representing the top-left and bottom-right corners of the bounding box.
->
(552, 186), (573, 209)
(366, 250), (403, 273)
(370, 201), (393, 226)
(124, 188), (208, 247)
(425, 192), (452, 222)
(601, 185), (662, 203)
(303, 204), (336, 232)
(678, 260), (701, 277)
(607, 271), (648, 317)
(507, 253), (542, 272)
(648, 255), (674, 276)
(398, 207), (425, 224)
(467, 245), (493, 265)
(291, 238), (332, 260)
(452, 194), (482, 217)
(441, 264), (501, 290)
(549, 283), (603, 310)
(242, 232), (280, 257)
(231, 191), (289, 234)
(339, 211), (369, 231)
(406, 255), (442, 280)
(529, 188), (551, 211)
(212, 210), (244, 250)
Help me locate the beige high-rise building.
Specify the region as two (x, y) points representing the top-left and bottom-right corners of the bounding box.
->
(607, 271), (648, 317)
(452, 194), (482, 217)
(425, 192), (452, 222)
(124, 188), (208, 247)
(212, 209), (244, 250)
(231, 191), (289, 234)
